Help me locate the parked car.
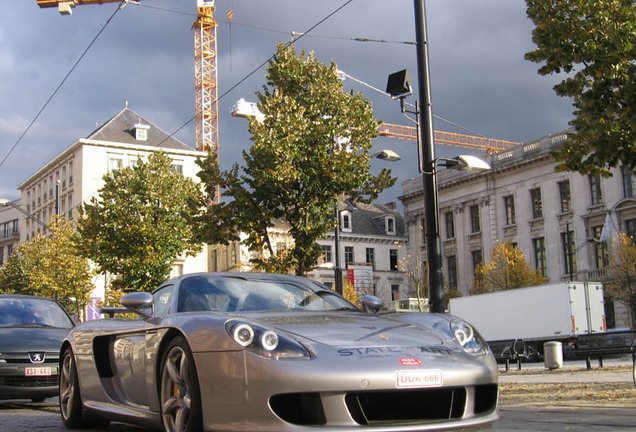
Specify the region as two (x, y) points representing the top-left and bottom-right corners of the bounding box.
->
(0, 294), (75, 402)
(59, 272), (499, 431)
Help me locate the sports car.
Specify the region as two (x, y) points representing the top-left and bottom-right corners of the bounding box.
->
(0, 294), (75, 402)
(59, 272), (498, 431)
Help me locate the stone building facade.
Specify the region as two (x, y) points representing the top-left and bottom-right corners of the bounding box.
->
(400, 129), (634, 328)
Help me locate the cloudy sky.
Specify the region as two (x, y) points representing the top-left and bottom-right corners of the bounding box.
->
(0, 0), (574, 206)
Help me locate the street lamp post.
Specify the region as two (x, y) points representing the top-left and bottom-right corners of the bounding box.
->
(412, 0), (445, 313)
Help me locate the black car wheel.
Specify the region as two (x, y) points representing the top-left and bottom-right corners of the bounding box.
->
(59, 347), (85, 428)
(160, 336), (202, 432)
(59, 347), (110, 429)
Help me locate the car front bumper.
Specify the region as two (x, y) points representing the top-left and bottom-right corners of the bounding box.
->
(194, 347), (499, 431)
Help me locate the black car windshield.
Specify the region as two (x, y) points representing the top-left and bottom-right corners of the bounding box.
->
(0, 297), (74, 328)
(177, 276), (358, 313)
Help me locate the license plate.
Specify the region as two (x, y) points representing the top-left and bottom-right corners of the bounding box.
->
(396, 369), (443, 388)
(25, 367), (52, 377)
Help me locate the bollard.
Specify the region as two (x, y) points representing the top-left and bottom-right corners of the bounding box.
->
(544, 341), (563, 370)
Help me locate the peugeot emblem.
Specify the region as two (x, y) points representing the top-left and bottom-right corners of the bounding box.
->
(28, 352), (45, 364)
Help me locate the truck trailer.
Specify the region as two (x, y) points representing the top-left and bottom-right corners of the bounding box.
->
(449, 282), (606, 361)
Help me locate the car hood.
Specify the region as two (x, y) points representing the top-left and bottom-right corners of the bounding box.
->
(253, 311), (446, 348)
(0, 327), (71, 353)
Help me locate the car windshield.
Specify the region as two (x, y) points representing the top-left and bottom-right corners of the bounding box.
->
(177, 275), (358, 313)
(0, 297), (74, 328)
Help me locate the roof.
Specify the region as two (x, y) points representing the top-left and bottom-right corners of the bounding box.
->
(86, 108), (194, 151)
(339, 199), (405, 237)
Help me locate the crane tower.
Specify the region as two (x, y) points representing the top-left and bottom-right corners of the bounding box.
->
(193, 0), (219, 155)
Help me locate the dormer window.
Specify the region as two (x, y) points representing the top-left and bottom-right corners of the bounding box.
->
(386, 216), (396, 235)
(133, 123), (150, 141)
(340, 211), (352, 232)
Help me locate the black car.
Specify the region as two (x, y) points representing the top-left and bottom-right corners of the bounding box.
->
(0, 294), (74, 402)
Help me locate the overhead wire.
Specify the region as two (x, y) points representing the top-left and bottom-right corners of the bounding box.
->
(0, 1), (126, 170)
(340, 72), (488, 138)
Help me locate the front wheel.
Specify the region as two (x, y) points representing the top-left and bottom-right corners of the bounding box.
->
(160, 336), (202, 432)
(59, 346), (110, 429)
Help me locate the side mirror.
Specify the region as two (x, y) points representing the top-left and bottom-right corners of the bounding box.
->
(361, 295), (384, 314)
(120, 292), (154, 319)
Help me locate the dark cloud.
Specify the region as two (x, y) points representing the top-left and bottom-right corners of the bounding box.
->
(0, 0), (574, 205)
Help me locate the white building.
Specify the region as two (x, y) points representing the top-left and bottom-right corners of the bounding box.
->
(312, 200), (408, 302)
(12, 108), (209, 299)
(400, 129), (634, 328)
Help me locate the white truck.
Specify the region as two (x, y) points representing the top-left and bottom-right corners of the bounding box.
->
(449, 282), (606, 361)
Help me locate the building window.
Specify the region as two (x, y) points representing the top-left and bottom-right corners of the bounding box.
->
(471, 250), (482, 276)
(532, 237), (547, 276)
(341, 211), (352, 232)
(68, 161), (73, 185)
(503, 195), (515, 225)
(389, 249), (398, 271)
(344, 246), (354, 266)
(469, 204), (480, 233)
(321, 245), (332, 263)
(108, 155), (124, 172)
(591, 226), (608, 269)
(621, 166), (634, 198)
(67, 194), (73, 219)
(558, 180), (571, 213)
(365, 248), (375, 268)
(0, 246), (4, 266)
(530, 188), (543, 219)
(625, 219), (636, 239)
(171, 163), (183, 174)
(562, 229), (576, 275)
(133, 123), (149, 141)
(444, 211), (455, 239)
(589, 175), (603, 205)
(447, 255), (457, 290)
(391, 284), (400, 301)
(386, 216), (396, 235)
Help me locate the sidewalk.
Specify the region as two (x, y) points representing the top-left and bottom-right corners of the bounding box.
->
(497, 358), (634, 384)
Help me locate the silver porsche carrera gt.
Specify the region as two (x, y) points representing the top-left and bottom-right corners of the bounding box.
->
(59, 272), (498, 431)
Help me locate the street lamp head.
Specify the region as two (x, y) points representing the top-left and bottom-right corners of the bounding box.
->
(371, 149), (401, 162)
(386, 69), (413, 99)
(436, 155), (491, 172)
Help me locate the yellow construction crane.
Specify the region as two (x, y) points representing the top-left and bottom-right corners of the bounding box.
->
(378, 122), (520, 154)
(36, 0), (221, 201)
(232, 99), (520, 154)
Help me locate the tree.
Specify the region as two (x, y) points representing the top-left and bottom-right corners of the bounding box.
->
(605, 233), (636, 329)
(525, 0), (636, 176)
(471, 241), (546, 295)
(194, 43), (395, 275)
(77, 152), (203, 293)
(0, 218), (94, 317)
(399, 250), (428, 311)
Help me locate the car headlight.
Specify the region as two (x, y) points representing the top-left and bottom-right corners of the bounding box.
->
(226, 321), (311, 360)
(450, 320), (489, 355)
